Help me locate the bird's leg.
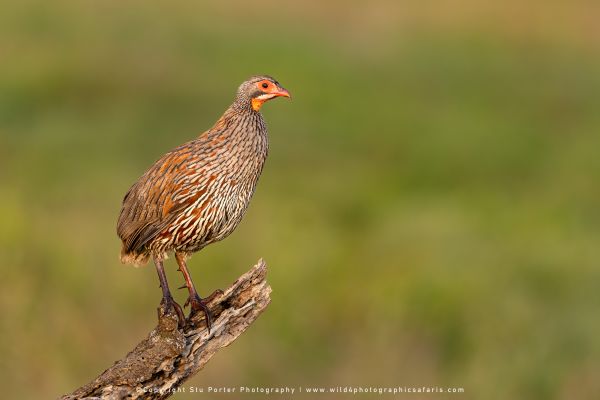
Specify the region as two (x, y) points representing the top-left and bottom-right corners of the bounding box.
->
(153, 256), (185, 326)
(175, 252), (223, 332)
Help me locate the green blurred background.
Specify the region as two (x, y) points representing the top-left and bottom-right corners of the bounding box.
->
(1, 1), (599, 399)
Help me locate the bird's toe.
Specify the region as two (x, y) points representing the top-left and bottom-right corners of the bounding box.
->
(159, 296), (186, 328)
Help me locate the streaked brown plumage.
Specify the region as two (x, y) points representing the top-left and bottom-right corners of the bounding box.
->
(117, 75), (290, 330)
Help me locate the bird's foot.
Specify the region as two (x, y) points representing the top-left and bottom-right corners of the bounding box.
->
(184, 289), (223, 333)
(158, 295), (186, 329)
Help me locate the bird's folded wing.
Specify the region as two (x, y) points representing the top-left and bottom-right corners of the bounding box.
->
(117, 142), (214, 254)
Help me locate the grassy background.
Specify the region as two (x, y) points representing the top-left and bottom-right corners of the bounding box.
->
(1, 1), (599, 399)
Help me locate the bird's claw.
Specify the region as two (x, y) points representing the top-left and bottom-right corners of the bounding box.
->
(185, 291), (221, 333)
(159, 296), (186, 328)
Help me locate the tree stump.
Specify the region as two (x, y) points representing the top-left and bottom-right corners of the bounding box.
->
(61, 259), (271, 400)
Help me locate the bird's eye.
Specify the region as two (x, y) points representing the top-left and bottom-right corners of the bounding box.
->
(261, 82), (269, 89)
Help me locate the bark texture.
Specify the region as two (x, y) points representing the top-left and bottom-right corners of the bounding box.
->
(61, 259), (271, 400)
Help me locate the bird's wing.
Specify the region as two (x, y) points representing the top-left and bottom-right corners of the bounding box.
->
(117, 139), (216, 254)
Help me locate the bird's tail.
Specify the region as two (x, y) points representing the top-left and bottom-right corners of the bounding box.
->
(119, 245), (150, 267)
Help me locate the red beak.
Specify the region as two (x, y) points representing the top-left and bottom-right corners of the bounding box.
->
(273, 87), (291, 99)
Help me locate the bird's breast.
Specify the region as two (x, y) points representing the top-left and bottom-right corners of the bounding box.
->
(168, 129), (268, 249)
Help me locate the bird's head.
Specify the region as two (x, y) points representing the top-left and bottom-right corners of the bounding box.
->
(235, 75), (291, 112)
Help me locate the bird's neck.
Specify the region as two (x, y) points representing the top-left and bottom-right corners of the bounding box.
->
(207, 103), (267, 147)
(200, 103), (268, 178)
(230, 92), (256, 113)
(214, 100), (264, 128)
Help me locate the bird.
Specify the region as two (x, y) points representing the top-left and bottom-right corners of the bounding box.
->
(116, 75), (290, 331)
